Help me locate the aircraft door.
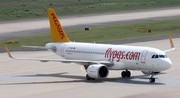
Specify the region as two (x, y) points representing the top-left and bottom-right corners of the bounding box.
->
(141, 50), (148, 63)
(60, 44), (66, 57)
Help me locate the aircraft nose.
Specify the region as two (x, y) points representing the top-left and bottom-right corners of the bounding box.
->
(163, 58), (172, 70)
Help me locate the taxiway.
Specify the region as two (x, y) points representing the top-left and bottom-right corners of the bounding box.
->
(0, 7), (180, 98)
(0, 38), (179, 98)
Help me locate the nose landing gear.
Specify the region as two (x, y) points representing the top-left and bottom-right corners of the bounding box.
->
(149, 73), (155, 83)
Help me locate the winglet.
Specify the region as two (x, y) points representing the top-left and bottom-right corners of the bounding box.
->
(4, 42), (13, 58)
(163, 36), (175, 52)
(48, 8), (71, 42)
(169, 35), (174, 48)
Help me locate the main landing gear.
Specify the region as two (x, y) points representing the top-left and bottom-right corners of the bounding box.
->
(121, 70), (131, 78)
(86, 74), (95, 80)
(149, 73), (155, 83)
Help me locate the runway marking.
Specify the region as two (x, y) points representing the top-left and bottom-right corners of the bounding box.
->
(80, 66), (86, 72)
(0, 65), (62, 76)
(0, 68), (17, 71)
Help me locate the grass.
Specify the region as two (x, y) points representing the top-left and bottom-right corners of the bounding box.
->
(1, 0), (180, 21)
(1, 18), (180, 49)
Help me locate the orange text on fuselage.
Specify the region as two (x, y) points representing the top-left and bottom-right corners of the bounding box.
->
(105, 48), (141, 62)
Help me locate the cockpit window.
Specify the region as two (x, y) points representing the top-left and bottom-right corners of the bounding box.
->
(155, 55), (159, 58)
(165, 55), (168, 58)
(151, 55), (155, 58)
(159, 55), (165, 58)
(152, 54), (168, 59)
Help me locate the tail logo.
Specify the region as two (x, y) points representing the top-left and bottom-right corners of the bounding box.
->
(51, 13), (65, 39)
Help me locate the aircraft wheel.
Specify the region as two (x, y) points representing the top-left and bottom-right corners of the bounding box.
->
(86, 74), (91, 80)
(91, 78), (95, 80)
(149, 78), (155, 83)
(121, 71), (127, 78)
(126, 71), (131, 78)
(86, 74), (95, 80)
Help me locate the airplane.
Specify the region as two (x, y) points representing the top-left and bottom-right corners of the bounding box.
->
(4, 8), (175, 83)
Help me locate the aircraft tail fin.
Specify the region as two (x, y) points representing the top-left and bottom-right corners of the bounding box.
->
(48, 8), (71, 42)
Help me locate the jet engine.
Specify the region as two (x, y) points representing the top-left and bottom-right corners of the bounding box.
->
(141, 71), (161, 75)
(87, 64), (109, 79)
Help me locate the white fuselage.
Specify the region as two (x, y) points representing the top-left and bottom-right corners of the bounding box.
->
(46, 42), (172, 72)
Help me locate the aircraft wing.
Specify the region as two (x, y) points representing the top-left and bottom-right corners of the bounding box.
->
(163, 47), (175, 53)
(21, 45), (47, 49)
(163, 36), (175, 53)
(4, 43), (114, 66)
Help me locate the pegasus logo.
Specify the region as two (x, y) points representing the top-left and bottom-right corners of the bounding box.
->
(51, 13), (65, 39)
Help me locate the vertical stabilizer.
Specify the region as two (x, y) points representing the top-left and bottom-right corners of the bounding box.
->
(48, 8), (71, 42)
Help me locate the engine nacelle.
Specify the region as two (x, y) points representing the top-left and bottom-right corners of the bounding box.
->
(87, 64), (109, 79)
(141, 71), (161, 75)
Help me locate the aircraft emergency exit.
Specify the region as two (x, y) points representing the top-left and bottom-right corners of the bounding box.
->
(4, 8), (175, 83)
